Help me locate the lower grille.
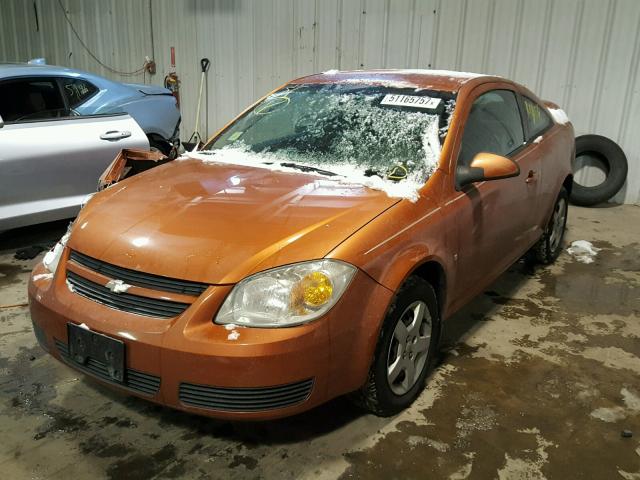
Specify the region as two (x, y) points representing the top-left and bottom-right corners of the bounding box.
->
(179, 378), (314, 412)
(55, 339), (160, 396)
(66, 270), (189, 318)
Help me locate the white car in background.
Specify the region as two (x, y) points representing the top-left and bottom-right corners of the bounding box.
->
(0, 112), (148, 230)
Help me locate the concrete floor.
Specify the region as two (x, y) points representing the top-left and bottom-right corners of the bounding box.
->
(0, 205), (638, 479)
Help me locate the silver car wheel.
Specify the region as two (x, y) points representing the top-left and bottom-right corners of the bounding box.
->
(549, 197), (567, 252)
(386, 300), (432, 396)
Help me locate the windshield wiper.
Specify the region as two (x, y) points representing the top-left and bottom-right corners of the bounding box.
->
(193, 152), (338, 177)
(278, 162), (338, 177)
(364, 168), (382, 177)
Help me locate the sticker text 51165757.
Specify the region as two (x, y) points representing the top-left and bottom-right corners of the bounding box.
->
(380, 94), (442, 110)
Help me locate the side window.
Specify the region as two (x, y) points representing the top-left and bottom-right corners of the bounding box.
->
(458, 90), (525, 166)
(0, 78), (66, 122)
(522, 97), (552, 139)
(59, 77), (98, 109)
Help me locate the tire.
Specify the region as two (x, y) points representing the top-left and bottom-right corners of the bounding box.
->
(351, 276), (440, 417)
(532, 187), (568, 264)
(571, 134), (628, 206)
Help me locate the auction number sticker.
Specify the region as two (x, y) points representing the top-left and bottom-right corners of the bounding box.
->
(380, 94), (442, 109)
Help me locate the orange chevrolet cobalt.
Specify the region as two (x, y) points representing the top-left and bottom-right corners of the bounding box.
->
(29, 70), (574, 420)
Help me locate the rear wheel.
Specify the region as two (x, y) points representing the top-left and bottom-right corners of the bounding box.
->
(532, 187), (568, 264)
(351, 277), (439, 416)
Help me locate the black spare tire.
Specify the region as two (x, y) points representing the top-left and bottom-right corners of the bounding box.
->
(571, 134), (628, 206)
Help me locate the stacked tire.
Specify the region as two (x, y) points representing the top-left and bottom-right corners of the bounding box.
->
(570, 134), (628, 206)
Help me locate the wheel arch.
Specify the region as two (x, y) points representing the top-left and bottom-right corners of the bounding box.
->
(408, 260), (447, 322)
(361, 257), (448, 375)
(563, 174), (573, 197)
(375, 257), (448, 349)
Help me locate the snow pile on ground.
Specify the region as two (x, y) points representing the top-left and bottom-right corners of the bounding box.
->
(567, 240), (600, 264)
(548, 108), (570, 125)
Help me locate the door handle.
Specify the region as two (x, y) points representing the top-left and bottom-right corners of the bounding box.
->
(100, 130), (132, 141)
(525, 170), (537, 184)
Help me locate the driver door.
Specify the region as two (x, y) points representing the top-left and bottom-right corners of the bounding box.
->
(449, 87), (540, 305)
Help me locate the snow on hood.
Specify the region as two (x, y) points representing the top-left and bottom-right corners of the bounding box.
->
(184, 134), (440, 203)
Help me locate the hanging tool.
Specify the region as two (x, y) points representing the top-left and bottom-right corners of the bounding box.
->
(164, 46), (180, 107)
(184, 58), (211, 151)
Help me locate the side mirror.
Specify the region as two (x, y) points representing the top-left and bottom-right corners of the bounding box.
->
(0, 115), (4, 129)
(456, 152), (520, 189)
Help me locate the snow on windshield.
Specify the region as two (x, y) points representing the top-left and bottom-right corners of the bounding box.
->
(194, 84), (456, 202)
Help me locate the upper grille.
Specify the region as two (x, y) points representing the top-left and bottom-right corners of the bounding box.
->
(55, 339), (161, 396)
(179, 378), (314, 412)
(69, 250), (208, 296)
(66, 270), (189, 318)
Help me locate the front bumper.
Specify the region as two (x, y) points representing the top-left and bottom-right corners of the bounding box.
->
(28, 255), (393, 420)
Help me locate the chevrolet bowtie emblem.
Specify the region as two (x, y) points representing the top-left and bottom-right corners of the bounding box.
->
(105, 279), (132, 293)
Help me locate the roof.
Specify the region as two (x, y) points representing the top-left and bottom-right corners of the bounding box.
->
(291, 69), (503, 92)
(0, 63), (91, 80)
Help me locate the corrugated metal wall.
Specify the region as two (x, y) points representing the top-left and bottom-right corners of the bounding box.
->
(1, 0), (639, 204)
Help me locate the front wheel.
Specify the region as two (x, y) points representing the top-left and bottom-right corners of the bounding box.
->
(532, 187), (569, 264)
(351, 277), (440, 417)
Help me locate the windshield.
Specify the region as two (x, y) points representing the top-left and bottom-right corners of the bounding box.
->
(204, 83), (455, 184)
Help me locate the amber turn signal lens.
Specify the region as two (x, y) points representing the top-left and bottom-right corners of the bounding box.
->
(301, 272), (333, 308)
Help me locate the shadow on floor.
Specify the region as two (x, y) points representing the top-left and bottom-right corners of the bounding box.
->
(0, 218), (72, 252)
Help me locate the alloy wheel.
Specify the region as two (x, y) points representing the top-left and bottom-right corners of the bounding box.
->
(549, 197), (567, 252)
(386, 300), (432, 396)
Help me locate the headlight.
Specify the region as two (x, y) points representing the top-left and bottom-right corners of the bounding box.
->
(215, 260), (357, 327)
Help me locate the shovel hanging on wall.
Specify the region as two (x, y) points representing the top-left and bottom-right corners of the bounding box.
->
(183, 57), (211, 151)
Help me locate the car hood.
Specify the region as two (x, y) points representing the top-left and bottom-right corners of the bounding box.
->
(70, 159), (400, 285)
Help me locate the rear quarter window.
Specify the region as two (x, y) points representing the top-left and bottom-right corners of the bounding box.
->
(60, 77), (99, 108)
(523, 97), (553, 140)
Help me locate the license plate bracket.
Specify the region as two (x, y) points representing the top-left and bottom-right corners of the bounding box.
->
(67, 323), (125, 383)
